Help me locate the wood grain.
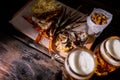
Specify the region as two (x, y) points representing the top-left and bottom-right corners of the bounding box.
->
(0, 33), (62, 80)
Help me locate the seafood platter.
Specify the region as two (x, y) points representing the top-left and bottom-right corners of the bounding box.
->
(10, 0), (112, 62)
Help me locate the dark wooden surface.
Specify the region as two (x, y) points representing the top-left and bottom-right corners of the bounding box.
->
(0, 0), (120, 80)
(0, 32), (63, 80)
(0, 30), (120, 80)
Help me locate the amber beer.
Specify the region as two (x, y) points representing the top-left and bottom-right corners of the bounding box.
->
(64, 48), (96, 80)
(94, 36), (120, 76)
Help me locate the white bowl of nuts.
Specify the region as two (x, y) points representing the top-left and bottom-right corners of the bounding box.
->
(87, 8), (113, 36)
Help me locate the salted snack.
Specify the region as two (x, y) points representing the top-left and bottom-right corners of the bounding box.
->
(91, 12), (107, 25)
(94, 36), (120, 76)
(87, 8), (113, 36)
(64, 48), (96, 80)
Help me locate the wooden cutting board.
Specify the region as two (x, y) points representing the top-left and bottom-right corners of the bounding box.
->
(9, 0), (95, 62)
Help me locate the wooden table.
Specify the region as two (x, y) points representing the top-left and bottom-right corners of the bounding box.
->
(1, 32), (120, 80)
(1, 0), (120, 80)
(0, 32), (63, 80)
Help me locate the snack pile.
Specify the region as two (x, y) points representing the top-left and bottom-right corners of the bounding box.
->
(91, 12), (107, 25)
(87, 8), (113, 36)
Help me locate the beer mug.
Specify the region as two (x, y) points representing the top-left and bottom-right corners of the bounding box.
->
(94, 36), (120, 76)
(64, 47), (96, 80)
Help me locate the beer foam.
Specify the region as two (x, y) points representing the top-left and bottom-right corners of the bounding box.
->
(68, 50), (95, 75)
(100, 39), (120, 66)
(106, 39), (120, 60)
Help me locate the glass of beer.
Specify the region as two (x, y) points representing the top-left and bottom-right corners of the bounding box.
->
(94, 36), (120, 76)
(64, 47), (96, 80)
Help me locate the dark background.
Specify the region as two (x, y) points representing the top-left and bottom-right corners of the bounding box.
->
(0, 0), (120, 80)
